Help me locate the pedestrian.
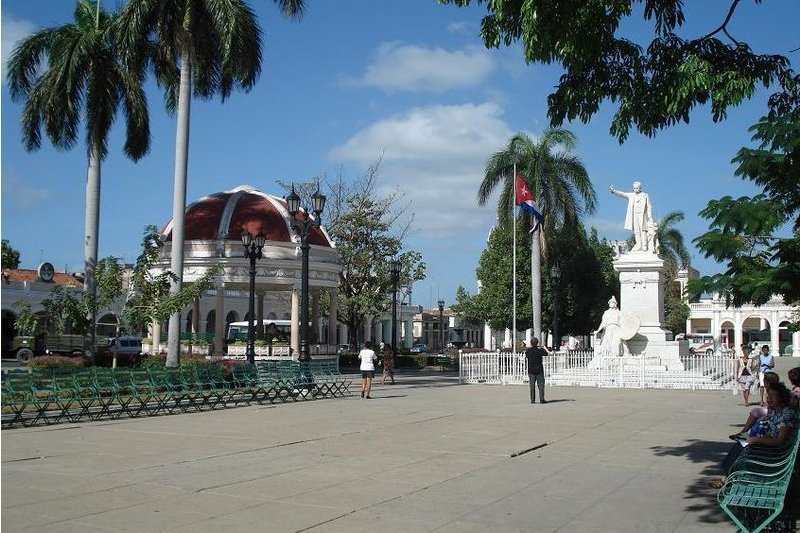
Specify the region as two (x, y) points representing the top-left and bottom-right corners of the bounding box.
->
(734, 345), (756, 406)
(381, 344), (396, 385)
(358, 341), (377, 399)
(757, 344), (775, 406)
(524, 337), (550, 404)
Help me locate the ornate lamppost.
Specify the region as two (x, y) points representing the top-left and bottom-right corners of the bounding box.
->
(241, 230), (266, 364)
(286, 185), (326, 362)
(438, 299), (445, 353)
(389, 258), (401, 357)
(550, 262), (561, 351)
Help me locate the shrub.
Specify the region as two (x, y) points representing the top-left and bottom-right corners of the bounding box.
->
(140, 355), (167, 368)
(396, 355), (422, 369)
(28, 355), (88, 369)
(339, 353), (359, 368)
(94, 351), (142, 368)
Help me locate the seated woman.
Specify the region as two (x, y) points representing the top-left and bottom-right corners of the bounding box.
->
(729, 372), (780, 440)
(711, 381), (797, 489)
(789, 366), (800, 410)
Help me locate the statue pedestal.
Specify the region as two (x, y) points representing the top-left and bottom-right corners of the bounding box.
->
(613, 251), (688, 367)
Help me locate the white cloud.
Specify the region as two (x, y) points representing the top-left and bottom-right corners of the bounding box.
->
(2, 15), (37, 82)
(350, 42), (494, 92)
(2, 171), (53, 208)
(329, 102), (514, 239)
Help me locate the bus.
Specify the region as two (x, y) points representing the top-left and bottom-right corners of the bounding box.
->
(225, 320), (292, 344)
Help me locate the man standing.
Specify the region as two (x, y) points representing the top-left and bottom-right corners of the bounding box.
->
(525, 337), (550, 404)
(609, 181), (654, 252)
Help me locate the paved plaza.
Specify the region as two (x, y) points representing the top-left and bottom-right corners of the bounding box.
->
(0, 371), (786, 532)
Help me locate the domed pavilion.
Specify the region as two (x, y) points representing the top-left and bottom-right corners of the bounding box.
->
(153, 184), (342, 357)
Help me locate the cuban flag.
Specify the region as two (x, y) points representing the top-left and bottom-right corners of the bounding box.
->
(515, 174), (543, 230)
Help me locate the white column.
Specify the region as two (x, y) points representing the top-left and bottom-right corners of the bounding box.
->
(503, 328), (512, 349)
(192, 299), (200, 334)
(150, 319), (161, 355)
(290, 288), (300, 356)
(770, 311), (780, 356)
(792, 331), (800, 357)
(328, 289), (338, 345)
(525, 328), (532, 346)
(376, 320), (384, 344)
(363, 316), (372, 343)
(214, 282), (225, 357)
(404, 317), (413, 349)
(483, 323), (492, 350)
(712, 309), (721, 355)
(339, 323), (348, 346)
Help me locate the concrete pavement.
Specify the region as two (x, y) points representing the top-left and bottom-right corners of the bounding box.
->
(0, 371), (783, 532)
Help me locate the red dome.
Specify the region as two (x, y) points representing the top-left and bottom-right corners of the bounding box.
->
(160, 185), (332, 247)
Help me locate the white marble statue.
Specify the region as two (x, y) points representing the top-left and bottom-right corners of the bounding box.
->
(595, 296), (630, 357)
(609, 181), (655, 252)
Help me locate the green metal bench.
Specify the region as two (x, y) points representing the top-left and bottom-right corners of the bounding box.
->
(717, 426), (800, 533)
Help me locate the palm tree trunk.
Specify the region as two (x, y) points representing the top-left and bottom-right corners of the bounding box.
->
(166, 43), (192, 368)
(84, 143), (101, 360)
(531, 229), (542, 342)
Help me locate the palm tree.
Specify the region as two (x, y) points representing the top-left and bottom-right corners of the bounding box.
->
(655, 210), (691, 268)
(478, 129), (597, 340)
(7, 0), (150, 357)
(115, 0), (306, 366)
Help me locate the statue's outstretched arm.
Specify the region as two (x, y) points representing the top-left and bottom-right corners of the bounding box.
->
(609, 187), (630, 200)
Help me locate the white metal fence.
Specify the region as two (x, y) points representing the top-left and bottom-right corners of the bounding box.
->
(459, 350), (736, 390)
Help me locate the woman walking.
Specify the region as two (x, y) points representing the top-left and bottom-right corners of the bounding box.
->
(735, 344), (756, 405)
(381, 345), (396, 385)
(359, 341), (377, 399)
(757, 345), (775, 406)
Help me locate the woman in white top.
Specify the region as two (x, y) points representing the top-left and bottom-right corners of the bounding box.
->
(359, 341), (377, 399)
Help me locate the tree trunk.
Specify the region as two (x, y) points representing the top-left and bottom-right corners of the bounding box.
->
(84, 143), (101, 360)
(531, 228), (542, 341)
(166, 43), (192, 368)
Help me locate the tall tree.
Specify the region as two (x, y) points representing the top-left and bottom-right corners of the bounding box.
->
(442, 0), (798, 322)
(7, 0), (151, 358)
(323, 162), (426, 346)
(478, 128), (596, 340)
(2, 240), (21, 270)
(437, 0), (792, 143)
(116, 0), (304, 366)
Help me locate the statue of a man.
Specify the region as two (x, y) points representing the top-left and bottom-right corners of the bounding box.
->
(609, 181), (654, 252)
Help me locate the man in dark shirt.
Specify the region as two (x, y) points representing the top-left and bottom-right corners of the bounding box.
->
(525, 337), (550, 404)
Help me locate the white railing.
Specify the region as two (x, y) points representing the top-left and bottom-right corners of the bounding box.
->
(459, 350), (736, 390)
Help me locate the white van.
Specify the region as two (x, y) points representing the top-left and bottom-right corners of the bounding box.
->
(686, 334), (714, 355)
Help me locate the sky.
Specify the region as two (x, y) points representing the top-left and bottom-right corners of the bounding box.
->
(2, 0), (798, 310)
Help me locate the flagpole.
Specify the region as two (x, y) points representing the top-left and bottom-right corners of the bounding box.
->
(512, 163), (517, 354)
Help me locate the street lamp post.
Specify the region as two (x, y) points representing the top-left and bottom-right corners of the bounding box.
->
(241, 230), (266, 364)
(286, 185), (326, 362)
(390, 258), (401, 356)
(550, 263), (561, 351)
(438, 299), (445, 353)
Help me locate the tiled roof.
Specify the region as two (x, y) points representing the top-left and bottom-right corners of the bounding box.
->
(2, 269), (83, 288)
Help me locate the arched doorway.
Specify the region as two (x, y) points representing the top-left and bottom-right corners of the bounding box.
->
(206, 310), (216, 335)
(97, 313), (118, 338)
(720, 320), (735, 352)
(742, 315), (771, 348)
(778, 321), (792, 356)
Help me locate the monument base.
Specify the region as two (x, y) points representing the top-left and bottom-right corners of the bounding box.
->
(587, 340), (688, 371)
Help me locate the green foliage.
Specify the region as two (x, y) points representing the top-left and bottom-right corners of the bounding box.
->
(323, 162), (426, 344)
(459, 222), (618, 335)
(11, 301), (39, 336)
(41, 286), (90, 335)
(664, 293), (690, 336)
(124, 226), (220, 333)
(2, 239), (21, 269)
(438, 0), (792, 142)
(478, 128), (597, 255)
(27, 355), (89, 369)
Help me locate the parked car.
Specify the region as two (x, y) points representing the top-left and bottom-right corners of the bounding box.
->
(410, 343), (428, 353)
(684, 334), (715, 355)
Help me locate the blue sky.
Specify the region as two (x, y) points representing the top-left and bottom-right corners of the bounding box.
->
(2, 0), (798, 309)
